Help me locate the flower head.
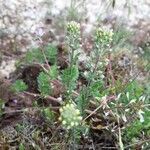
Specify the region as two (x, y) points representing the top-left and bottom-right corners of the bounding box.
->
(66, 21), (80, 36)
(59, 102), (82, 129)
(94, 28), (113, 47)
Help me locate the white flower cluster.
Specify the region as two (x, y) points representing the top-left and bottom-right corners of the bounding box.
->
(59, 103), (82, 129)
(94, 28), (113, 47)
(66, 21), (80, 36)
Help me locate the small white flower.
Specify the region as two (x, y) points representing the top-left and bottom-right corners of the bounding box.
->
(59, 108), (63, 112)
(75, 109), (80, 115)
(70, 104), (74, 108)
(66, 104), (70, 108)
(67, 126), (71, 129)
(71, 122), (74, 127)
(75, 122), (79, 126)
(58, 117), (62, 121)
(59, 102), (82, 129)
(78, 116), (82, 120)
(62, 120), (67, 125)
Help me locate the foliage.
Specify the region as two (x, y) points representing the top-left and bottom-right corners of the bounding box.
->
(11, 80), (28, 93)
(76, 89), (90, 116)
(44, 44), (58, 64)
(25, 48), (45, 64)
(25, 44), (57, 64)
(37, 71), (51, 96)
(0, 99), (4, 117)
(61, 65), (79, 93)
(123, 110), (150, 143)
(37, 64), (59, 96)
(42, 107), (55, 123)
(112, 26), (132, 48)
(7, 21), (149, 149)
(48, 65), (58, 80)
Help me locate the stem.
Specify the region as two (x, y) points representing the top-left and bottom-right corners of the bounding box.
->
(81, 47), (102, 106)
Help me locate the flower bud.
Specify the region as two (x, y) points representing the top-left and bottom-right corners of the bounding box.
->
(67, 21), (80, 35)
(94, 28), (113, 47)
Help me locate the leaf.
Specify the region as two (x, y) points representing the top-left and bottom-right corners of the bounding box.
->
(90, 80), (103, 97)
(43, 108), (55, 122)
(25, 44), (57, 64)
(48, 65), (58, 80)
(45, 44), (57, 64)
(11, 80), (28, 93)
(77, 89), (90, 116)
(61, 65), (79, 90)
(119, 127), (124, 150)
(25, 48), (44, 63)
(37, 72), (51, 96)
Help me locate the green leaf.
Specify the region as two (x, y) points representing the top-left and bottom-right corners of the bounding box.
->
(89, 80), (103, 97)
(45, 44), (57, 64)
(61, 65), (79, 90)
(37, 72), (51, 96)
(42, 108), (55, 122)
(11, 80), (28, 93)
(123, 110), (150, 141)
(62, 65), (79, 83)
(77, 89), (89, 116)
(25, 48), (44, 63)
(48, 65), (58, 80)
(25, 44), (57, 64)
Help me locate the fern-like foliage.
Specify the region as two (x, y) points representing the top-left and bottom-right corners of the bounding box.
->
(25, 48), (45, 63)
(37, 72), (51, 96)
(89, 80), (104, 97)
(37, 64), (58, 96)
(25, 44), (57, 64)
(61, 65), (79, 92)
(42, 107), (55, 123)
(76, 89), (88, 116)
(11, 80), (28, 93)
(44, 44), (58, 64)
(48, 65), (58, 80)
